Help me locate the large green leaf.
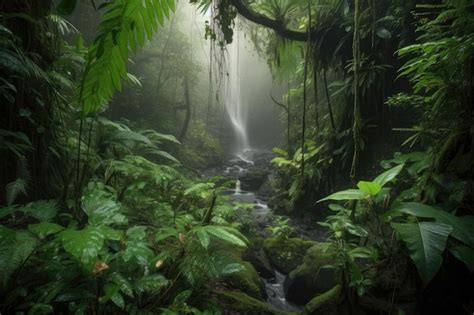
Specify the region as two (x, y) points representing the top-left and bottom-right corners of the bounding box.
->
(357, 181), (381, 196)
(60, 226), (105, 267)
(0, 205), (17, 219)
(82, 189), (127, 226)
(193, 226), (247, 247)
(123, 226), (154, 264)
(395, 202), (474, 247)
(28, 222), (64, 239)
(449, 245), (474, 273)
(318, 189), (367, 203)
(392, 221), (452, 283)
(373, 164), (404, 187)
(22, 200), (58, 222)
(135, 274), (169, 293)
(155, 227), (178, 242)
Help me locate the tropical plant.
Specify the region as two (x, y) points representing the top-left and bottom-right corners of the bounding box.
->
(316, 165), (404, 297)
(388, 202), (474, 283)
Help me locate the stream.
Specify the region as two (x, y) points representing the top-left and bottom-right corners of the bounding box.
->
(204, 149), (313, 312)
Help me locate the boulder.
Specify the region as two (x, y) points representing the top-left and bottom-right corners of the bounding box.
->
(263, 237), (316, 274)
(257, 180), (275, 201)
(284, 242), (338, 305)
(242, 247), (275, 279)
(239, 169), (269, 191)
(225, 261), (266, 299)
(268, 195), (294, 215)
(304, 284), (342, 315)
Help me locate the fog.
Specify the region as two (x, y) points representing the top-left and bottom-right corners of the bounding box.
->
(118, 3), (283, 156)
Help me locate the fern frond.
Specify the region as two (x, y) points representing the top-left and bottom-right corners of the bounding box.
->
(0, 227), (38, 288)
(5, 178), (27, 206)
(80, 0), (175, 113)
(184, 183), (215, 197)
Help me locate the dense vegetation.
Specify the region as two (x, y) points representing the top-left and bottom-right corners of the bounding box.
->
(1, 0), (473, 314)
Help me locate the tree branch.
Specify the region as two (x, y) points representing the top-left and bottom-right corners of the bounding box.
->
(269, 92), (288, 112)
(229, 0), (308, 41)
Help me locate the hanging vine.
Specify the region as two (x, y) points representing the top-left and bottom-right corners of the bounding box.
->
(323, 66), (336, 131)
(313, 61), (320, 133)
(301, 0), (312, 179)
(350, 0), (362, 180)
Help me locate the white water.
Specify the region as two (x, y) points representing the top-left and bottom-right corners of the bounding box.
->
(225, 19), (251, 162)
(234, 179), (242, 195)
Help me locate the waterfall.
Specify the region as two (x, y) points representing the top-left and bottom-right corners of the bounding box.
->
(234, 179), (242, 195)
(225, 19), (251, 162)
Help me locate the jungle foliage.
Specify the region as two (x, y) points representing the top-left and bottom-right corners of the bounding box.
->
(1, 0), (474, 314)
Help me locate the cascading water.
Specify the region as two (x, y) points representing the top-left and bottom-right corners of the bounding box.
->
(225, 19), (252, 163)
(234, 179), (242, 195)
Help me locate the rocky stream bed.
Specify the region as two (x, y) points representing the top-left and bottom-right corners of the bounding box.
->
(202, 149), (342, 314)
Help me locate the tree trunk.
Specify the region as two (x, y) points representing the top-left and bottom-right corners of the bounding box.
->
(179, 76), (191, 142)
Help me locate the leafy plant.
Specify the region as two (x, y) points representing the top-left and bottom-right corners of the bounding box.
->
(267, 216), (296, 239)
(79, 0), (176, 114)
(389, 202), (474, 283)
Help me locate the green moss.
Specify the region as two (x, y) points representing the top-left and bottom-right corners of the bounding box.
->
(225, 261), (264, 299)
(304, 285), (342, 315)
(285, 242), (339, 304)
(262, 237), (316, 273)
(303, 242), (334, 266)
(215, 291), (292, 315)
(291, 242), (336, 280)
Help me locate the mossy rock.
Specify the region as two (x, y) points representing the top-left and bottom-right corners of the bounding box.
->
(304, 284), (342, 315)
(268, 195), (293, 215)
(284, 242), (338, 304)
(263, 237), (316, 274)
(225, 261), (265, 299)
(239, 169), (269, 191)
(215, 290), (292, 315)
(243, 247), (275, 279)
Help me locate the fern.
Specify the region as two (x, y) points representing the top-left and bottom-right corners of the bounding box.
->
(0, 129), (32, 158)
(0, 227), (38, 288)
(134, 274), (169, 293)
(5, 178), (27, 206)
(22, 200), (58, 222)
(80, 0), (175, 113)
(184, 183), (215, 197)
(0, 25), (49, 81)
(179, 245), (244, 286)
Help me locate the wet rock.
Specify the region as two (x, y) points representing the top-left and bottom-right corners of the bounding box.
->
(263, 237), (317, 274)
(229, 157), (253, 168)
(224, 260), (266, 299)
(268, 194), (294, 215)
(239, 169), (269, 191)
(257, 180), (275, 201)
(255, 214), (271, 228)
(243, 247), (275, 279)
(284, 242), (338, 305)
(304, 284), (342, 315)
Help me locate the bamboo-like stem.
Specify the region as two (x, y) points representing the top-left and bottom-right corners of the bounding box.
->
(350, 0), (362, 180)
(301, 0), (312, 180)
